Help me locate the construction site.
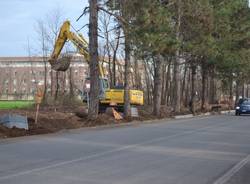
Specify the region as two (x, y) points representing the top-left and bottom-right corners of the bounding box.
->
(1, 1), (250, 184)
(0, 4), (239, 137)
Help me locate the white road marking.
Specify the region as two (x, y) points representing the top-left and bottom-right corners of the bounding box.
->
(0, 120), (229, 181)
(213, 154), (250, 184)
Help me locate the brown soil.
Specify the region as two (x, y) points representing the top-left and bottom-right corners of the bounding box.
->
(0, 106), (121, 138)
(0, 104), (228, 139)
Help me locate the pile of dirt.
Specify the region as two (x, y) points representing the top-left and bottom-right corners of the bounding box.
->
(137, 106), (155, 120)
(84, 114), (122, 126)
(1, 103), (224, 139)
(138, 105), (176, 120)
(0, 124), (27, 138)
(0, 106), (122, 138)
(27, 113), (84, 135)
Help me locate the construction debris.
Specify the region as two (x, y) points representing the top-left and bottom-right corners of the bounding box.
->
(0, 114), (28, 130)
(131, 107), (139, 117)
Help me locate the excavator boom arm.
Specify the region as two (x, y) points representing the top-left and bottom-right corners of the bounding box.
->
(49, 20), (105, 77)
(49, 21), (70, 62)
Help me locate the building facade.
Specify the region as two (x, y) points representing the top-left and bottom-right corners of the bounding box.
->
(0, 56), (89, 100)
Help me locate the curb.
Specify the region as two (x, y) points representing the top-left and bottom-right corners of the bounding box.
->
(221, 110), (235, 114)
(174, 112), (213, 119)
(174, 114), (194, 119)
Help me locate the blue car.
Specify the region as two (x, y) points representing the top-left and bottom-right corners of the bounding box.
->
(235, 98), (250, 116)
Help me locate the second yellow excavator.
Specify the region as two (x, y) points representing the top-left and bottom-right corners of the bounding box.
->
(49, 20), (143, 112)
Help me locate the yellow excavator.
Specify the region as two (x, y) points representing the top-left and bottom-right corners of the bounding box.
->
(49, 20), (143, 112)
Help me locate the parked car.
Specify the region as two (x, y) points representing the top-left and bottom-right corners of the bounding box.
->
(235, 98), (250, 116)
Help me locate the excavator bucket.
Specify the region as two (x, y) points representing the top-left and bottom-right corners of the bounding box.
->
(49, 56), (71, 71)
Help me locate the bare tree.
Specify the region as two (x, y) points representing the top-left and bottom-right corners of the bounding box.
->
(35, 19), (49, 103)
(46, 7), (65, 100)
(111, 29), (121, 87)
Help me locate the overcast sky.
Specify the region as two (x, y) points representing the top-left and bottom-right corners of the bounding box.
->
(1, 0), (249, 57)
(0, 0), (88, 56)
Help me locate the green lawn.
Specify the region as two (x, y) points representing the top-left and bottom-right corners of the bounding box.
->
(0, 101), (34, 109)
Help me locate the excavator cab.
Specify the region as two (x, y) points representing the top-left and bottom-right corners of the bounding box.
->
(82, 77), (109, 102)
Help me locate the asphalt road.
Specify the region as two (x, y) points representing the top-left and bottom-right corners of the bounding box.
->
(0, 114), (250, 184)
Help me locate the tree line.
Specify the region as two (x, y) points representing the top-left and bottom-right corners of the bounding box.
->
(86, 0), (250, 119)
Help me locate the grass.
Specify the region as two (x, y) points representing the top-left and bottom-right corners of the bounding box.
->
(0, 101), (34, 110)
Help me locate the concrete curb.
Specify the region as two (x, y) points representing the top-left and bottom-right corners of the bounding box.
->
(221, 110), (235, 114)
(174, 110), (236, 120)
(174, 112), (214, 119)
(174, 114), (194, 119)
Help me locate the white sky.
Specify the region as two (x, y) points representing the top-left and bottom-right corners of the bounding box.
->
(0, 0), (249, 56)
(0, 0), (89, 56)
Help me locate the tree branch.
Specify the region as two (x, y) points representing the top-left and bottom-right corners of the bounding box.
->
(76, 24), (89, 32)
(77, 6), (90, 22)
(98, 6), (128, 26)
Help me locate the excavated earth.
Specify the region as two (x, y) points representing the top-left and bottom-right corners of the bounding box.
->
(0, 106), (124, 138)
(0, 104), (230, 139)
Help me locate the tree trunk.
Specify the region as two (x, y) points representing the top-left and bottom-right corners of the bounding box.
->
(55, 71), (59, 100)
(173, 0), (182, 113)
(173, 53), (181, 112)
(201, 63), (207, 111)
(161, 63), (167, 105)
(108, 56), (113, 87)
(229, 75), (233, 108)
(190, 63), (196, 113)
(88, 0), (99, 120)
(112, 30), (121, 87)
(50, 69), (53, 97)
(181, 63), (187, 105)
(185, 67), (191, 107)
(143, 60), (152, 105)
(247, 85), (249, 98)
(209, 67), (216, 104)
(242, 83), (245, 99)
(134, 56), (141, 90)
(162, 62), (171, 105)
(69, 67), (74, 98)
(153, 55), (163, 116)
(42, 58), (47, 104)
(123, 35), (131, 118)
(235, 79), (240, 105)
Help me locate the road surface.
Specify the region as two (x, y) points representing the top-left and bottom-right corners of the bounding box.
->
(0, 114), (250, 184)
